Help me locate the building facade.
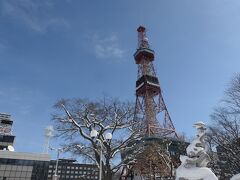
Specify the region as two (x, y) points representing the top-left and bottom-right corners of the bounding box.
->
(48, 159), (99, 180)
(0, 113), (51, 180)
(0, 112), (99, 180)
(0, 151), (50, 180)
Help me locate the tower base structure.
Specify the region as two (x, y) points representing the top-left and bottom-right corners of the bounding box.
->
(120, 136), (188, 180)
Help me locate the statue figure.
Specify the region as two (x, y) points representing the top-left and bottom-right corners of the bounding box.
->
(175, 122), (218, 180)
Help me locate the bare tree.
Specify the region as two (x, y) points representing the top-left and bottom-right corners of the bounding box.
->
(52, 97), (139, 180)
(133, 140), (172, 179)
(207, 74), (240, 178)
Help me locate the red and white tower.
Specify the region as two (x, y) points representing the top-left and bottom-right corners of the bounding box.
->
(120, 27), (181, 179)
(134, 26), (177, 138)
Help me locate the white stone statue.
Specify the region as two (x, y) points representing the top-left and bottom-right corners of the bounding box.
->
(175, 121), (218, 180)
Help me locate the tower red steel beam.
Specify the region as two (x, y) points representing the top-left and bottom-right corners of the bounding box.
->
(134, 26), (177, 138)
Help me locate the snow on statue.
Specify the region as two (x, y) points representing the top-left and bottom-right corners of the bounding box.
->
(175, 121), (218, 180)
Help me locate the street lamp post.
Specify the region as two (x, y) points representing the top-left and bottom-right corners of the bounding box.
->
(98, 139), (103, 180)
(50, 147), (65, 180)
(53, 149), (60, 180)
(90, 129), (112, 180)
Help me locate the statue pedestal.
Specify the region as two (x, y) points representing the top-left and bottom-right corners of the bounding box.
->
(231, 174), (240, 180)
(176, 156), (218, 180)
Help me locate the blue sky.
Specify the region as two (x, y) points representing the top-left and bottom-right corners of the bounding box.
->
(0, 0), (240, 159)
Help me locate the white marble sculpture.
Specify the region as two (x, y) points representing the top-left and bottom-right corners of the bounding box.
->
(175, 121), (218, 180)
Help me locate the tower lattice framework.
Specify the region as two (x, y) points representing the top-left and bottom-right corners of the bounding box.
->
(134, 26), (177, 138)
(119, 26), (181, 180)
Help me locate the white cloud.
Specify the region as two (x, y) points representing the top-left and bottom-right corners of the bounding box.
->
(1, 0), (69, 33)
(93, 34), (125, 59)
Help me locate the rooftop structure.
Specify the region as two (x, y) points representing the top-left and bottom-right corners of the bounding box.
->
(0, 113), (15, 150)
